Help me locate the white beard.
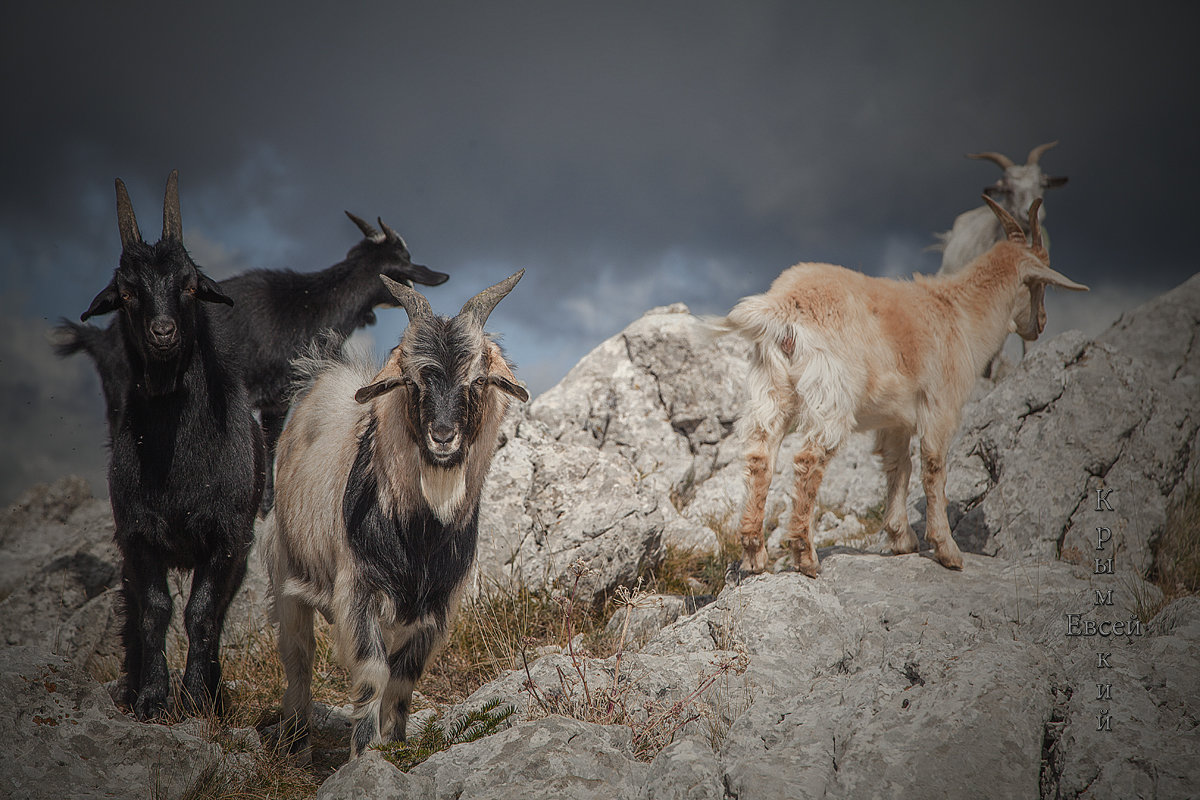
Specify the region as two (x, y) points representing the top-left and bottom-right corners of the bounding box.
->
(420, 463), (467, 524)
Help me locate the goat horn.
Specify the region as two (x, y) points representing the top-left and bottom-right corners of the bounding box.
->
(163, 170), (183, 242)
(379, 274), (433, 322)
(162, 170), (183, 241)
(967, 151), (1015, 169)
(459, 269), (525, 328)
(378, 217), (408, 249)
(982, 195), (1025, 244)
(115, 178), (142, 248)
(1026, 141), (1058, 165)
(1027, 198), (1045, 255)
(345, 211), (384, 243)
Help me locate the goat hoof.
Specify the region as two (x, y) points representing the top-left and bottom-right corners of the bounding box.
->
(934, 548), (964, 571)
(133, 694), (168, 722)
(794, 559), (822, 578)
(888, 529), (919, 555)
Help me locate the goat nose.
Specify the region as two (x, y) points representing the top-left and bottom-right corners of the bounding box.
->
(430, 425), (456, 445)
(150, 318), (177, 339)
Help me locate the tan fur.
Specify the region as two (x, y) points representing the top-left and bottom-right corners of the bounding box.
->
(264, 335), (523, 760)
(712, 202), (1087, 575)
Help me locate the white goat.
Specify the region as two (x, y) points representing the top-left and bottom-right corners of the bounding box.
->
(935, 141), (1068, 275)
(711, 197), (1086, 577)
(263, 271), (527, 761)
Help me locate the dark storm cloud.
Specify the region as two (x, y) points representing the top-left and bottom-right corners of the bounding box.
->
(1, 1), (1196, 502)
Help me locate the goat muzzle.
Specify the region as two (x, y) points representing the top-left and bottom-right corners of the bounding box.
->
(425, 425), (463, 462)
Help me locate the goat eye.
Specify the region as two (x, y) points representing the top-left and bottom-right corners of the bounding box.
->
(185, 285), (197, 296)
(120, 291), (132, 302)
(474, 376), (487, 388)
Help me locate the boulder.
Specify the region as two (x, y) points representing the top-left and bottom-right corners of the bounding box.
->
(411, 715), (648, 800)
(0, 646), (225, 800)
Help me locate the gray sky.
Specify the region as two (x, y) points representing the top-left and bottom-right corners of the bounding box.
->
(2, 1), (1196, 503)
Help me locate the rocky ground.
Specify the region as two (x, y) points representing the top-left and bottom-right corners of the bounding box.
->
(2, 274), (1197, 799)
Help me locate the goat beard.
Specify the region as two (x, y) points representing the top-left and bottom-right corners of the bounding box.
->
(141, 358), (185, 397)
(419, 462), (467, 525)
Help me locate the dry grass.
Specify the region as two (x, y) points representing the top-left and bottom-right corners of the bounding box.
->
(518, 561), (750, 761)
(151, 616), (351, 799)
(135, 514), (757, 796)
(421, 576), (613, 706)
(1153, 475), (1200, 602)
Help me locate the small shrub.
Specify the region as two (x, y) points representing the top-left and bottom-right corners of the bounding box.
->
(377, 698), (515, 771)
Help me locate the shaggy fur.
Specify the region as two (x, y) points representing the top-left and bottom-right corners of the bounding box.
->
(263, 272), (527, 761)
(56, 172), (263, 720)
(213, 211), (449, 515)
(710, 198), (1086, 577)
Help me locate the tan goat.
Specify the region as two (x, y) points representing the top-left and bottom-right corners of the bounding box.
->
(710, 197), (1087, 577)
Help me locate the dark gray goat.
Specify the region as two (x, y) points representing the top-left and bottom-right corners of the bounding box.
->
(264, 271), (527, 761)
(214, 212), (448, 514)
(56, 172), (264, 720)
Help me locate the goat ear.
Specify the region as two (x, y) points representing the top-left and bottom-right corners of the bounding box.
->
(1043, 175), (1069, 189)
(81, 280), (121, 321)
(196, 274), (234, 306)
(484, 341), (529, 402)
(355, 350), (408, 404)
(488, 375), (529, 402)
(354, 378), (405, 404)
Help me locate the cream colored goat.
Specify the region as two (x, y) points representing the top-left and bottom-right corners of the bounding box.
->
(710, 197), (1086, 577)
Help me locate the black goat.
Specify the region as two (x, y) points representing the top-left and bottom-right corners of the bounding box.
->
(56, 171), (264, 720)
(213, 212), (449, 514)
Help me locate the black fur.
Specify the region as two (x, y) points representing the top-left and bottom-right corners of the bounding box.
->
(343, 413), (478, 630)
(56, 174), (264, 721)
(405, 316), (490, 469)
(213, 216), (449, 514)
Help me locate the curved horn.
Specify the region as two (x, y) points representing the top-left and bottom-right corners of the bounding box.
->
(378, 217), (408, 249)
(345, 211), (384, 242)
(967, 151), (1015, 169)
(1026, 140), (1058, 165)
(459, 269), (524, 328)
(115, 178), (142, 248)
(982, 195), (1025, 244)
(1027, 198), (1045, 256)
(162, 170), (182, 241)
(380, 274), (433, 323)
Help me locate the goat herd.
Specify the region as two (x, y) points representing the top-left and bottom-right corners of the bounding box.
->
(57, 143), (1085, 761)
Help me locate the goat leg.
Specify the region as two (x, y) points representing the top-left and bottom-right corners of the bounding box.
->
(876, 428), (919, 555)
(384, 623), (442, 742)
(736, 448), (774, 575)
(122, 552), (174, 720)
(920, 439), (964, 570)
(276, 593), (316, 764)
(788, 444), (835, 577)
(181, 545), (249, 716)
(345, 590), (390, 758)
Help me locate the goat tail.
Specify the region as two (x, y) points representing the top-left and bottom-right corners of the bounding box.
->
(50, 319), (91, 358)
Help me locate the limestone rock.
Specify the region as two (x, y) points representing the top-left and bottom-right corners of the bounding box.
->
(316, 750), (434, 800)
(0, 646), (225, 800)
(411, 715), (648, 800)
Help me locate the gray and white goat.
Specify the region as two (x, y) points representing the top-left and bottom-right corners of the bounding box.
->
(934, 141), (1068, 275)
(263, 271), (528, 761)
